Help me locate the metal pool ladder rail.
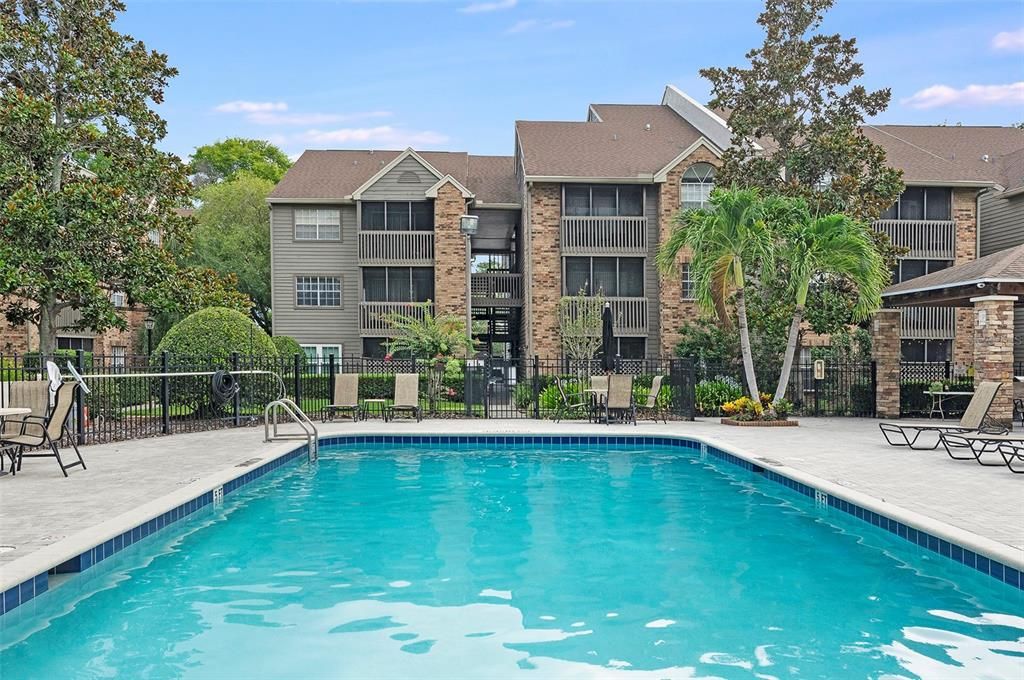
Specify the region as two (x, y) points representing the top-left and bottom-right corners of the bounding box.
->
(264, 398), (318, 461)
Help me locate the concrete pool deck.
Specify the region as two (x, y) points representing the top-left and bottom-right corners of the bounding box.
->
(1, 417), (1021, 592)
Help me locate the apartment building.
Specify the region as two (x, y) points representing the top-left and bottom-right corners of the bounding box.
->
(862, 125), (1024, 365)
(268, 85), (1023, 362)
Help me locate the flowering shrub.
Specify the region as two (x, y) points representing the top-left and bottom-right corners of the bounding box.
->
(721, 395), (792, 421)
(695, 376), (744, 416)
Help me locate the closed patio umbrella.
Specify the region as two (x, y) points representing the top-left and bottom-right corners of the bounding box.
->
(601, 302), (615, 373)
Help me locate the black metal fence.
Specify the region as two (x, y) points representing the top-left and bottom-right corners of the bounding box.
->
(0, 352), (696, 446)
(899, 361), (973, 417)
(693, 360), (876, 417)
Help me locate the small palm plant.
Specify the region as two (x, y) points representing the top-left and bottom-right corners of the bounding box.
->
(771, 207), (886, 402)
(657, 187), (772, 402)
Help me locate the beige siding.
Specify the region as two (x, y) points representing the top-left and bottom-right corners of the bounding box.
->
(360, 156), (438, 201)
(270, 204), (360, 353)
(644, 185), (660, 357)
(979, 191), (1024, 256)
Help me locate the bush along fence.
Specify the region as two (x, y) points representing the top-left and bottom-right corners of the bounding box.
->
(0, 352), (697, 446)
(693, 360), (877, 418)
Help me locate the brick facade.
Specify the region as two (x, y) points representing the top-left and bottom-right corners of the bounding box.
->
(871, 308), (902, 418)
(432, 181), (469, 318)
(971, 295), (1016, 425)
(1, 302), (146, 356)
(951, 188), (979, 366)
(657, 147), (719, 356)
(525, 183), (562, 357)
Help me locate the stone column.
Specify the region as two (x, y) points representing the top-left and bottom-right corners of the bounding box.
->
(871, 308), (902, 418)
(433, 181), (468, 317)
(970, 295), (1017, 425)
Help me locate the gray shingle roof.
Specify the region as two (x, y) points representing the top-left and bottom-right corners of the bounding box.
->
(268, 150), (517, 204)
(883, 243), (1024, 297)
(862, 125), (1024, 188)
(515, 104), (706, 179)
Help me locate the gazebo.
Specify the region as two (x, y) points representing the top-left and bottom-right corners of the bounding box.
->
(874, 243), (1024, 423)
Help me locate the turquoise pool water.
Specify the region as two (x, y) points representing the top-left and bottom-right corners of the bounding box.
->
(2, 442), (1022, 679)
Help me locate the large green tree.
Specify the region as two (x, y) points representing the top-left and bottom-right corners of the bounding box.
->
(191, 172), (274, 332)
(190, 137), (291, 186)
(701, 0), (903, 221)
(658, 187), (773, 401)
(0, 0), (248, 353)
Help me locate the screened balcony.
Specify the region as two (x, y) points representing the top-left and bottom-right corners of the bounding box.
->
(358, 231), (434, 266)
(560, 216), (648, 255)
(873, 220), (956, 260)
(900, 306), (955, 340)
(470, 272), (523, 306)
(562, 297), (648, 337)
(358, 301), (434, 337)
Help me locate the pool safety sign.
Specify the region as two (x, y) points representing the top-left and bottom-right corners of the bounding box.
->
(813, 359), (826, 380)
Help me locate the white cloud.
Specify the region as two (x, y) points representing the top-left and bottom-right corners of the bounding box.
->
(506, 18), (574, 34)
(459, 0), (515, 14)
(299, 126), (449, 148)
(901, 82), (1024, 109)
(213, 100), (287, 114)
(992, 27), (1024, 52)
(246, 110), (392, 126)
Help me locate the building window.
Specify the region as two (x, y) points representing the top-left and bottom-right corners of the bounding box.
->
(561, 185), (644, 217)
(300, 345), (342, 370)
(563, 257), (644, 297)
(294, 208), (341, 240)
(362, 267), (434, 303)
(891, 258), (951, 284)
(111, 345), (127, 367)
(110, 291), (127, 308)
(57, 337), (94, 352)
(296, 276), (342, 307)
(617, 338), (646, 360)
(680, 262), (696, 300)
(362, 338), (389, 358)
(879, 187), (952, 221)
(901, 339), (951, 363)
(360, 201), (434, 231)
(681, 163), (716, 210)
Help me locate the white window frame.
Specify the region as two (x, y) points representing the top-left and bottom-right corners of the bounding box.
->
(680, 261), (696, 300)
(295, 275), (342, 308)
(300, 344), (342, 372)
(294, 208), (341, 241)
(681, 163), (716, 211)
(111, 345), (127, 367)
(110, 291), (127, 308)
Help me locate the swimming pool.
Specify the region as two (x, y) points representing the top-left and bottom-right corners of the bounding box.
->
(2, 438), (1022, 679)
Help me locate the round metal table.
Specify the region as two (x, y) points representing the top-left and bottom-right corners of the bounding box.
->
(0, 407), (31, 476)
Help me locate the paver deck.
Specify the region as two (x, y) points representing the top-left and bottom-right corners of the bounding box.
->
(1, 418), (1021, 574)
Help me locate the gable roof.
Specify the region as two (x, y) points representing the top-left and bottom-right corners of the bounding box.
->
(515, 103), (714, 180)
(883, 243), (1024, 298)
(269, 149), (517, 204)
(862, 125), (1024, 188)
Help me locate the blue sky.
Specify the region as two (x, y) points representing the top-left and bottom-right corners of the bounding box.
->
(119, 0), (1024, 161)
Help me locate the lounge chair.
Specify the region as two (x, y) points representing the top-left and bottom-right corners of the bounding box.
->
(1, 382), (86, 477)
(1013, 382), (1023, 427)
(938, 431), (1024, 472)
(878, 381), (1005, 449)
(553, 377), (588, 422)
(323, 374), (361, 422)
(636, 375), (667, 423)
(605, 374), (636, 426)
(388, 373), (421, 422)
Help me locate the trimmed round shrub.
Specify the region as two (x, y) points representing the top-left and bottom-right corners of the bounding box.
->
(155, 307), (279, 413)
(272, 335), (303, 359)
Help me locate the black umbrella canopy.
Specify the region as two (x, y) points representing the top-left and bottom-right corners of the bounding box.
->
(601, 302), (615, 372)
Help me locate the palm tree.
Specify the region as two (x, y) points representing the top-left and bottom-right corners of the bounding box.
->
(771, 210), (886, 402)
(657, 187), (772, 401)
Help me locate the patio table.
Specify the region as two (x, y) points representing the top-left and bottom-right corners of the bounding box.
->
(0, 407), (31, 476)
(583, 388), (607, 424)
(362, 399), (388, 422)
(926, 391), (973, 420)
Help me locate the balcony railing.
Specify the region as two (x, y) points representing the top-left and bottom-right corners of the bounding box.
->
(471, 272), (523, 306)
(359, 301), (433, 337)
(900, 306), (955, 340)
(562, 296), (648, 337)
(873, 219), (956, 259)
(358, 230), (434, 265)
(560, 216), (647, 255)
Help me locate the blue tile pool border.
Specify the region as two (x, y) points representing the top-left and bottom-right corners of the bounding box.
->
(3, 432), (1019, 618)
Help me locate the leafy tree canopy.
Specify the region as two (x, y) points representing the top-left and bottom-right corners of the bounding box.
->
(0, 0), (248, 353)
(701, 0), (903, 221)
(191, 172), (274, 332)
(190, 138), (291, 186)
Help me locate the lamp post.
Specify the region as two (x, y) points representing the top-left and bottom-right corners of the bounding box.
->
(459, 215), (479, 343)
(144, 316), (155, 356)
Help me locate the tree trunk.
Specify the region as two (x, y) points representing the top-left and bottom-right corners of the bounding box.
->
(38, 301), (57, 355)
(734, 289), (760, 401)
(774, 304), (805, 403)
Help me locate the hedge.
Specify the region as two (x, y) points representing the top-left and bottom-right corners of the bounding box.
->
(901, 378), (973, 415)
